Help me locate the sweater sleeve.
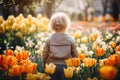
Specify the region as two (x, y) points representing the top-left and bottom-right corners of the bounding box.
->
(71, 40), (78, 58)
(42, 39), (50, 64)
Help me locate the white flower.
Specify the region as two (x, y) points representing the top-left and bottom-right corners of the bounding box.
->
(75, 67), (81, 74)
(76, 39), (80, 44)
(116, 36), (120, 43)
(106, 33), (113, 40)
(86, 51), (94, 57)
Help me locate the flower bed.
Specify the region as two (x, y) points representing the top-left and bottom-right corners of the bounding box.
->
(0, 14), (120, 80)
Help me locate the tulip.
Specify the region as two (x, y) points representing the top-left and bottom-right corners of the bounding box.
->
(40, 17), (49, 25)
(65, 59), (73, 67)
(0, 23), (5, 34)
(25, 63), (37, 74)
(16, 52), (23, 61)
(103, 59), (111, 65)
(45, 63), (56, 75)
(110, 41), (116, 48)
(20, 23), (27, 34)
(18, 13), (24, 21)
(116, 45), (120, 51)
(6, 56), (18, 67)
(78, 53), (86, 60)
(12, 23), (19, 31)
(12, 65), (22, 76)
(109, 54), (120, 65)
(96, 47), (105, 56)
(16, 32), (22, 38)
(71, 58), (80, 67)
(89, 33), (98, 41)
(21, 50), (29, 60)
(37, 14), (42, 20)
(64, 67), (74, 78)
(73, 31), (81, 40)
(0, 55), (4, 66)
(81, 37), (88, 43)
(83, 58), (96, 67)
(6, 49), (14, 56)
(26, 73), (37, 80)
(0, 16), (4, 24)
(99, 65), (117, 80)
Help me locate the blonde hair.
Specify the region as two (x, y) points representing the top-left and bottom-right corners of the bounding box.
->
(49, 12), (71, 32)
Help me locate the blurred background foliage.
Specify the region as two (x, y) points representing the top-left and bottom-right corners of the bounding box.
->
(0, 0), (63, 19)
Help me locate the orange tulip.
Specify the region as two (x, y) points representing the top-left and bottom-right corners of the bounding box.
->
(25, 63), (37, 74)
(71, 58), (80, 67)
(109, 54), (120, 65)
(20, 60), (31, 65)
(6, 56), (18, 67)
(99, 65), (117, 80)
(0, 55), (4, 66)
(89, 33), (98, 41)
(6, 49), (14, 56)
(9, 65), (25, 76)
(6, 56), (13, 66)
(21, 50), (29, 60)
(96, 47), (105, 56)
(116, 45), (120, 51)
(45, 63), (56, 75)
(83, 58), (96, 67)
(110, 41), (116, 48)
(79, 53), (86, 60)
(12, 65), (22, 76)
(103, 59), (111, 65)
(16, 52), (23, 61)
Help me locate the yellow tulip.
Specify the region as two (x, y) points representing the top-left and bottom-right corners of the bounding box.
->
(87, 77), (98, 80)
(73, 31), (81, 40)
(35, 72), (49, 80)
(7, 15), (15, 26)
(26, 73), (37, 80)
(45, 63), (56, 75)
(20, 23), (27, 34)
(64, 67), (74, 78)
(12, 23), (19, 31)
(18, 13), (24, 21)
(0, 16), (4, 24)
(81, 37), (88, 43)
(16, 32), (22, 38)
(40, 17), (49, 25)
(0, 23), (5, 34)
(65, 59), (73, 67)
(28, 25), (36, 34)
(37, 14), (42, 20)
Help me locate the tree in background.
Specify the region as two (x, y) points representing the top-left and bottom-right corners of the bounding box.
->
(0, 0), (63, 19)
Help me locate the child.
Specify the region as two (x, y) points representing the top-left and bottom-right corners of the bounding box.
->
(42, 12), (78, 80)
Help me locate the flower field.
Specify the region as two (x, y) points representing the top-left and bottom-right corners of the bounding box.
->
(0, 14), (120, 80)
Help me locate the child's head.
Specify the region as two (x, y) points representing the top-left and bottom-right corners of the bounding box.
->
(49, 12), (71, 32)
